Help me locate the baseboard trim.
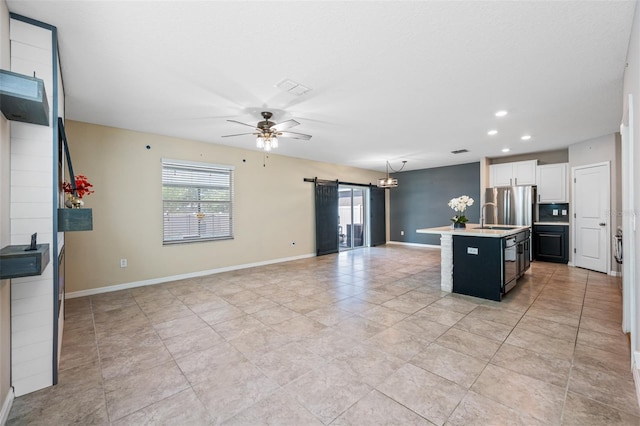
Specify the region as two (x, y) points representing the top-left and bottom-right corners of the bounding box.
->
(66, 253), (316, 299)
(1, 387), (14, 426)
(609, 270), (622, 277)
(634, 351), (640, 410)
(387, 241), (441, 249)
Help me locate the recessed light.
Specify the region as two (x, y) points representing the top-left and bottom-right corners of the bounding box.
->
(487, 130), (498, 136)
(495, 110), (508, 117)
(501, 148), (510, 153)
(521, 135), (532, 140)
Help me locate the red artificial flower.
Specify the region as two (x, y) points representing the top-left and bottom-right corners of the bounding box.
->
(63, 175), (95, 199)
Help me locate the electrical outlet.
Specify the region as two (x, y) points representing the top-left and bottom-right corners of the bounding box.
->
(120, 259), (127, 268)
(562, 209), (567, 215)
(400, 230), (404, 236)
(552, 209), (559, 216)
(290, 241), (296, 247)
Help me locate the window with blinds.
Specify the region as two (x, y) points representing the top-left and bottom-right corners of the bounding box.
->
(162, 159), (234, 244)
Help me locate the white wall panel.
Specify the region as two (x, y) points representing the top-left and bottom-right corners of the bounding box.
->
(10, 170), (51, 188)
(10, 202), (52, 219)
(10, 280), (52, 301)
(12, 370), (52, 397)
(10, 122), (52, 142)
(11, 324), (51, 348)
(11, 340), (50, 364)
(13, 354), (50, 379)
(9, 19), (50, 50)
(12, 311), (54, 335)
(11, 292), (51, 317)
(10, 42), (50, 67)
(10, 153), (51, 172)
(9, 17), (58, 396)
(11, 138), (52, 157)
(10, 188), (51, 204)
(10, 217), (52, 235)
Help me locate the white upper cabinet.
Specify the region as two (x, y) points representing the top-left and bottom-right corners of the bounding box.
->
(536, 163), (568, 203)
(489, 160), (537, 187)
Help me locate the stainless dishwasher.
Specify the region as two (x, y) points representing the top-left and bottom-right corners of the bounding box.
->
(503, 237), (518, 292)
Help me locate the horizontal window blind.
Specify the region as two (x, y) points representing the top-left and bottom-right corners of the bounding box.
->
(162, 159), (234, 244)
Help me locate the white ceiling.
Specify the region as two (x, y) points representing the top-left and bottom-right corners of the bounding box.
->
(7, 0), (636, 172)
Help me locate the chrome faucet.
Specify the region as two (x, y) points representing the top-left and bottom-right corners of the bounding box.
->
(481, 202), (497, 228)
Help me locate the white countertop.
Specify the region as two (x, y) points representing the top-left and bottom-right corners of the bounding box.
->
(416, 223), (530, 238)
(534, 222), (570, 226)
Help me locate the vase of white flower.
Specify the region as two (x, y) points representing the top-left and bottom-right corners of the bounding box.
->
(448, 195), (474, 229)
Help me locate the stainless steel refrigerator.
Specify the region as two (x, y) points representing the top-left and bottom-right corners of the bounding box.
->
(484, 186), (536, 227)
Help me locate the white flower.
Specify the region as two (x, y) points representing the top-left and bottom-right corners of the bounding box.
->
(448, 195), (474, 213)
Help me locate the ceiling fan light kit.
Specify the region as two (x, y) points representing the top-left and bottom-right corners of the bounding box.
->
(256, 135), (278, 151)
(223, 111), (312, 152)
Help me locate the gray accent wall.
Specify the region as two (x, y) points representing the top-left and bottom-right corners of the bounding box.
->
(390, 162), (480, 245)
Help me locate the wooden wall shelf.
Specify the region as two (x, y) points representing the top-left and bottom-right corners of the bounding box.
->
(0, 69), (49, 126)
(58, 208), (93, 232)
(0, 244), (50, 279)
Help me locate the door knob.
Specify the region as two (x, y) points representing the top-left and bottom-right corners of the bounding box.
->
(599, 222), (606, 226)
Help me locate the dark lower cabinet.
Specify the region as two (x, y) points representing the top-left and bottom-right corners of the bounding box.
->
(453, 235), (503, 301)
(453, 229), (531, 302)
(533, 224), (569, 263)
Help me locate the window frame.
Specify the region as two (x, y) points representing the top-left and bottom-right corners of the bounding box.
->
(161, 158), (235, 245)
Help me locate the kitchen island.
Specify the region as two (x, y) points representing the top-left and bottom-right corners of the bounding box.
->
(417, 224), (531, 301)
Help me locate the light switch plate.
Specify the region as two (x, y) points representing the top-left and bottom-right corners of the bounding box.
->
(553, 209), (559, 216)
(562, 209), (567, 215)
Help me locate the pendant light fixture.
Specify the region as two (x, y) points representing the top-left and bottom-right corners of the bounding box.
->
(377, 160), (407, 188)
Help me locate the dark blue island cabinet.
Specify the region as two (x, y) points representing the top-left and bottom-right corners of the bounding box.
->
(452, 230), (530, 301)
(452, 236), (503, 301)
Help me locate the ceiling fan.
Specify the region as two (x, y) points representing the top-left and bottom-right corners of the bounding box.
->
(222, 111), (312, 151)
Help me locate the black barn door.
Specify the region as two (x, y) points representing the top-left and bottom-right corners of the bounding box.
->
(370, 186), (386, 246)
(315, 179), (339, 256)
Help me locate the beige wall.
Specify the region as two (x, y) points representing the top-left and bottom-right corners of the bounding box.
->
(64, 120), (383, 293)
(489, 148), (569, 165)
(1, 0), (12, 408)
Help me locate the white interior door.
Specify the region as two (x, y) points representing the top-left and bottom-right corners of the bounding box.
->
(573, 162), (610, 273)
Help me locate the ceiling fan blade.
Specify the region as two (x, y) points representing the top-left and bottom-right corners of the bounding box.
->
(277, 131), (312, 140)
(221, 132), (259, 138)
(227, 119), (259, 130)
(271, 119), (300, 131)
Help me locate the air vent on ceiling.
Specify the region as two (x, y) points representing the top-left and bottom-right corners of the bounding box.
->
(451, 149), (469, 154)
(275, 78), (311, 96)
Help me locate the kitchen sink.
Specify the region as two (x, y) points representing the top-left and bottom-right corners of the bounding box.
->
(473, 226), (519, 230)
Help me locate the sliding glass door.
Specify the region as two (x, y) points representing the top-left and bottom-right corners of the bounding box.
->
(339, 185), (367, 251)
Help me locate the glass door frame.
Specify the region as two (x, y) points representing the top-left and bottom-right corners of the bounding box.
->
(338, 185), (369, 251)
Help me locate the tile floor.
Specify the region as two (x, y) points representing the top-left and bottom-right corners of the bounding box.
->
(7, 245), (640, 425)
